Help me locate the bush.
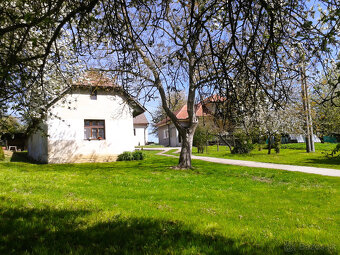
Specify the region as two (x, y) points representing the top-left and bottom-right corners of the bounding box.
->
(193, 125), (214, 153)
(117, 151), (134, 161)
(325, 144), (340, 159)
(132, 151), (145, 160)
(273, 133), (281, 154)
(117, 151), (145, 161)
(231, 133), (254, 154)
(0, 147), (4, 161)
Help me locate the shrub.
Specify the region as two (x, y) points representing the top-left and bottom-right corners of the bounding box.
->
(132, 151), (145, 160)
(117, 151), (134, 161)
(324, 144), (340, 159)
(117, 151), (146, 161)
(193, 125), (214, 153)
(273, 133), (281, 154)
(231, 133), (254, 154)
(0, 147), (4, 161)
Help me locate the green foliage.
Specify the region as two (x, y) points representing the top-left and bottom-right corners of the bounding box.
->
(231, 133), (254, 154)
(132, 151), (145, 160)
(273, 134), (281, 154)
(117, 151), (145, 161)
(193, 125), (213, 153)
(117, 151), (134, 161)
(325, 144), (340, 159)
(0, 147), (4, 161)
(0, 116), (25, 134)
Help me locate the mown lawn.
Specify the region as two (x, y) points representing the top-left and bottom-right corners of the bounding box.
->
(191, 143), (340, 170)
(0, 151), (339, 254)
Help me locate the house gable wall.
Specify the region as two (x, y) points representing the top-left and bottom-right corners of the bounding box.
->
(157, 122), (188, 147)
(45, 88), (134, 163)
(133, 124), (148, 146)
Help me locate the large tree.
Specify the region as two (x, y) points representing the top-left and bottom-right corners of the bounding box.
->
(1, 0), (338, 168)
(93, 0), (338, 168)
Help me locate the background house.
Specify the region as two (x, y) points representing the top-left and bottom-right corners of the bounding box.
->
(156, 103), (210, 147)
(133, 113), (149, 146)
(28, 72), (145, 163)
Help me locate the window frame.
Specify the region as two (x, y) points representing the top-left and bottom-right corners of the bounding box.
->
(84, 120), (105, 140)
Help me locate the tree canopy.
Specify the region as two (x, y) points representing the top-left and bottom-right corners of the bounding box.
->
(0, 0), (339, 168)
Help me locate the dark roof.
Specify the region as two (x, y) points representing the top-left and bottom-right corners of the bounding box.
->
(133, 113), (149, 125)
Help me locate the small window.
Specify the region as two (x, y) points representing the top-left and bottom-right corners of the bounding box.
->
(178, 134), (181, 143)
(90, 88), (97, 100)
(133, 128), (136, 136)
(84, 120), (105, 140)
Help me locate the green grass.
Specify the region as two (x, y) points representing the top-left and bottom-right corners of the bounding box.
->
(190, 143), (340, 170)
(0, 151), (339, 254)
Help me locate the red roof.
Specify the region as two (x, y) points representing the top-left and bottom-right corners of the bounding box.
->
(156, 104), (208, 127)
(155, 95), (224, 127)
(133, 113), (149, 125)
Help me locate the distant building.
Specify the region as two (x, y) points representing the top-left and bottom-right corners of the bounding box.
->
(286, 134), (321, 143)
(133, 113), (149, 146)
(155, 96), (219, 147)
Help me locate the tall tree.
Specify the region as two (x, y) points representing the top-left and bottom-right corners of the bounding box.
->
(1, 0), (338, 168)
(92, 0), (338, 168)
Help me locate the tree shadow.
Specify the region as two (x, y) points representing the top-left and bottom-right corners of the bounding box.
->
(300, 157), (340, 168)
(0, 206), (335, 254)
(9, 151), (40, 163)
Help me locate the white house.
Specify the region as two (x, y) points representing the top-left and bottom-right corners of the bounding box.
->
(28, 72), (145, 163)
(133, 113), (149, 146)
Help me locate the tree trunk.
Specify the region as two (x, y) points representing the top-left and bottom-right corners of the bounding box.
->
(218, 134), (232, 152)
(268, 135), (272, 155)
(178, 128), (196, 169)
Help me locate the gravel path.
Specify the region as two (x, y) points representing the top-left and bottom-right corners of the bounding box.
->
(143, 147), (340, 177)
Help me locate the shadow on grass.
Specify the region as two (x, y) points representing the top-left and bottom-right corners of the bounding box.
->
(9, 151), (40, 163)
(301, 157), (340, 168)
(0, 206), (336, 255)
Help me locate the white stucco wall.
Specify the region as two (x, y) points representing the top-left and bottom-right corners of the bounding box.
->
(157, 123), (185, 147)
(133, 124), (148, 146)
(45, 89), (135, 163)
(27, 124), (48, 163)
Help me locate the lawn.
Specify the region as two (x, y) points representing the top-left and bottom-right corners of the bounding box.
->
(191, 143), (340, 170)
(0, 151), (339, 254)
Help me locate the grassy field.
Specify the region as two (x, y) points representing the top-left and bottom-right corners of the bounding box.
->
(190, 143), (340, 170)
(0, 151), (339, 254)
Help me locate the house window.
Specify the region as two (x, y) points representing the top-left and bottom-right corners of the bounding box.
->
(178, 134), (181, 143)
(134, 128), (136, 136)
(164, 129), (169, 139)
(90, 88), (97, 100)
(84, 120), (105, 140)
